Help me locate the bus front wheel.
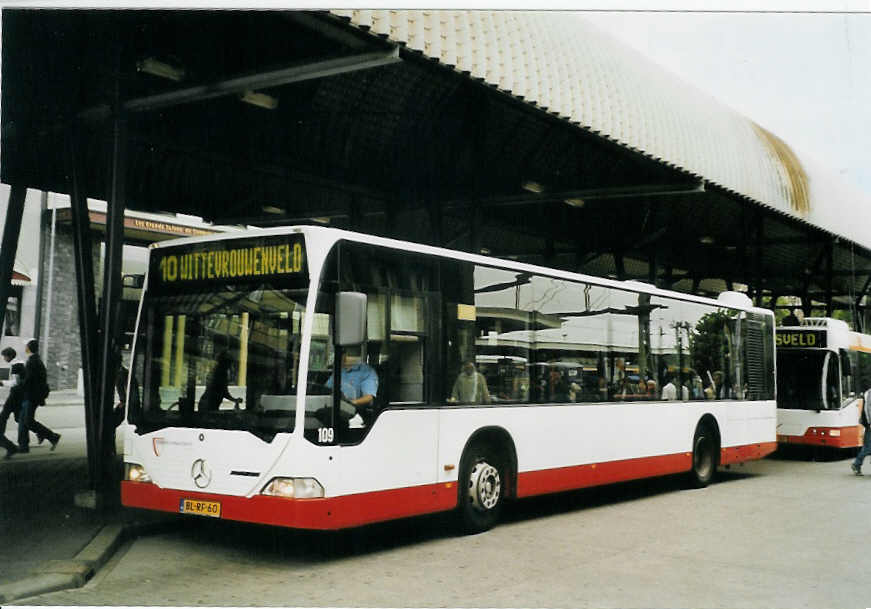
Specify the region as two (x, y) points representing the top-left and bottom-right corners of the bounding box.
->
(689, 423), (718, 488)
(458, 445), (505, 534)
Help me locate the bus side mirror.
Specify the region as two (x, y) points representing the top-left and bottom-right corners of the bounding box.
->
(335, 292), (367, 346)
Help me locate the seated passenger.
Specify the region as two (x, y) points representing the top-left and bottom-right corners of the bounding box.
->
(690, 374), (705, 400)
(661, 375), (678, 401)
(636, 377), (649, 396)
(450, 361), (491, 404)
(568, 381), (581, 402)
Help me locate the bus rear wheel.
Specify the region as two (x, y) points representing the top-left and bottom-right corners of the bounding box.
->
(459, 446), (505, 534)
(689, 424), (718, 488)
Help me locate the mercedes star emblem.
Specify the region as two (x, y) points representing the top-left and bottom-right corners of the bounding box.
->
(191, 458), (212, 489)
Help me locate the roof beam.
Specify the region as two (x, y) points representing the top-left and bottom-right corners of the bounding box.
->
(81, 47), (400, 119)
(444, 182), (705, 210)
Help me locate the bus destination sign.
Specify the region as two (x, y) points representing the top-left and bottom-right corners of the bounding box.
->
(775, 329), (826, 349)
(150, 234), (306, 290)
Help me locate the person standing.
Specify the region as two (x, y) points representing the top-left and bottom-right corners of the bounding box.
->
(851, 392), (871, 475)
(0, 347), (25, 458)
(18, 339), (60, 453)
(450, 360), (490, 404)
(661, 374), (678, 401)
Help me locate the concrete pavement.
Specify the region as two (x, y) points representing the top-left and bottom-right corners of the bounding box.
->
(0, 389), (171, 603)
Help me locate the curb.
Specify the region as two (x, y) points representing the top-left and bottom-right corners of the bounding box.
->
(0, 519), (175, 603)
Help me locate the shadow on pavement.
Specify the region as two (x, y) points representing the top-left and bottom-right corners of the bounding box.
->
(166, 466), (762, 564)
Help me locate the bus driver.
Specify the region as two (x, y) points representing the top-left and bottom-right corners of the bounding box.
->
(326, 347), (379, 419)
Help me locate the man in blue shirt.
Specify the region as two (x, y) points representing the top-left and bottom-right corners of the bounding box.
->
(325, 350), (379, 422)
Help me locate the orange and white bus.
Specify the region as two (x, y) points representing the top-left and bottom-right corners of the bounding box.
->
(776, 318), (871, 449)
(121, 226), (776, 533)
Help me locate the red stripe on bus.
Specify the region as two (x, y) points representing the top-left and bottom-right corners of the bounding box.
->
(122, 480), (457, 530)
(516, 452), (692, 497)
(720, 441), (778, 464)
(122, 441), (777, 530)
(777, 426), (863, 449)
(515, 441), (776, 497)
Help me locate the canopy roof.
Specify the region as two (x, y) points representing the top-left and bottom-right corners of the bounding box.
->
(2, 9), (870, 314)
(331, 9), (871, 248)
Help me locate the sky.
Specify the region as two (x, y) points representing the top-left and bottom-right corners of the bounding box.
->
(578, 8), (871, 196)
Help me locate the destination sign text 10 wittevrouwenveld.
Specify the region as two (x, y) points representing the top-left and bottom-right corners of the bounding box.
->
(154, 237), (306, 287)
(775, 329), (827, 348)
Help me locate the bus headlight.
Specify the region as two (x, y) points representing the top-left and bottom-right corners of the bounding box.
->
(261, 477), (324, 499)
(124, 463), (152, 483)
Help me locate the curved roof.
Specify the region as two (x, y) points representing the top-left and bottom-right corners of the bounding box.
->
(330, 10), (871, 249)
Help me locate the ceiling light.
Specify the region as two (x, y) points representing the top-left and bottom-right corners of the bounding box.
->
(137, 57), (185, 82)
(479, 248), (491, 254)
(262, 206), (283, 215)
(240, 90), (278, 110)
(522, 181), (544, 194)
(699, 236), (715, 245)
(564, 198), (585, 208)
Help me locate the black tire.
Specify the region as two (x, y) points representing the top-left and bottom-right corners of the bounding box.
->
(689, 423), (718, 488)
(458, 444), (505, 534)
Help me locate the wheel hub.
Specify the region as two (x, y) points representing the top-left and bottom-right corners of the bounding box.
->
(468, 461), (501, 511)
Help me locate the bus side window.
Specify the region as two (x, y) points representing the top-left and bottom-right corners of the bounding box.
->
(471, 265), (533, 404)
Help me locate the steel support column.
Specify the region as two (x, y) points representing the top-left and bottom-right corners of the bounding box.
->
(97, 111), (127, 491)
(67, 131), (100, 489)
(855, 276), (871, 331)
(754, 212), (764, 306)
(0, 185), (27, 335)
(33, 192), (49, 342)
(615, 252), (626, 281)
(0, 186), (26, 337)
(825, 240), (834, 317)
(348, 195), (362, 231)
(427, 200), (443, 247)
(470, 204), (483, 254)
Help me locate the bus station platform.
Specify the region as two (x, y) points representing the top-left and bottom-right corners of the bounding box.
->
(0, 390), (170, 604)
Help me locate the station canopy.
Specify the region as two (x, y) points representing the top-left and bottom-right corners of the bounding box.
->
(3, 9), (871, 313)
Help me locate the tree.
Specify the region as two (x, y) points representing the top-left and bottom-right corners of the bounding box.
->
(690, 310), (735, 384)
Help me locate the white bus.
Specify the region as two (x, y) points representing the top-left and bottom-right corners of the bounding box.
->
(121, 226), (776, 533)
(776, 318), (871, 449)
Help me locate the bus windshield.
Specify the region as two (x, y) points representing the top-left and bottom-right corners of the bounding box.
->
(131, 284), (309, 440)
(776, 350), (827, 411)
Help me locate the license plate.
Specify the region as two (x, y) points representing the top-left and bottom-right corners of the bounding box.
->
(179, 498), (221, 518)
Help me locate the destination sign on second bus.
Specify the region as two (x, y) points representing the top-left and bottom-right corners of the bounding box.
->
(775, 329), (826, 348)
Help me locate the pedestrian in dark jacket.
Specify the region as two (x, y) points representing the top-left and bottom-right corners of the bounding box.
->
(18, 339), (60, 453)
(851, 392), (871, 475)
(0, 347), (25, 458)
